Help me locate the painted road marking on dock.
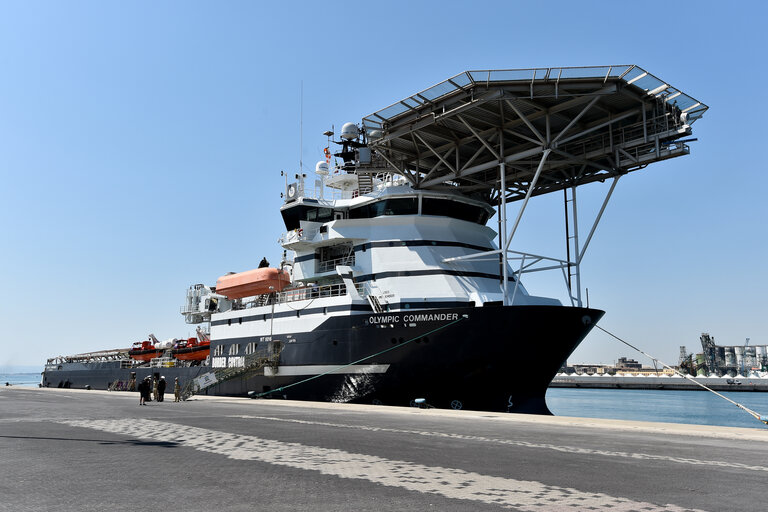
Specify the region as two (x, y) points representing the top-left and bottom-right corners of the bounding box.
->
(229, 414), (768, 473)
(61, 418), (706, 512)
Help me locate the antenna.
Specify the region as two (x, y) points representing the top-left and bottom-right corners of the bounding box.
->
(299, 80), (303, 174)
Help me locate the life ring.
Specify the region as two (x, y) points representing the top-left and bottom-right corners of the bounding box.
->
(324, 147), (331, 163)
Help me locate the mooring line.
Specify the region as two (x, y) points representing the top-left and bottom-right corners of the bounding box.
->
(250, 315), (467, 398)
(595, 325), (768, 426)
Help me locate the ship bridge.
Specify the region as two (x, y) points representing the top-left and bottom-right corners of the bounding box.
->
(359, 65), (707, 307)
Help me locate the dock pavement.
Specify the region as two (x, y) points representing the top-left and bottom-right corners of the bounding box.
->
(2, 386), (768, 511)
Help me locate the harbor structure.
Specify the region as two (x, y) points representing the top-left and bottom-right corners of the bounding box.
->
(682, 333), (768, 377)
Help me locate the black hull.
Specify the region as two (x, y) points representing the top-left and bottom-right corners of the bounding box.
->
(43, 305), (603, 414)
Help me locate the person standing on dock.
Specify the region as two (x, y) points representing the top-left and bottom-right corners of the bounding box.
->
(174, 377), (181, 402)
(158, 376), (166, 402)
(138, 377), (150, 405)
(152, 376), (158, 402)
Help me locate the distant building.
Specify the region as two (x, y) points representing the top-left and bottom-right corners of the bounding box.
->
(616, 357), (642, 370)
(560, 356), (674, 376)
(560, 363), (612, 375)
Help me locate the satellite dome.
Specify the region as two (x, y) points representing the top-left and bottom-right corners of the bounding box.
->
(315, 161), (329, 175)
(368, 129), (383, 140)
(341, 122), (359, 140)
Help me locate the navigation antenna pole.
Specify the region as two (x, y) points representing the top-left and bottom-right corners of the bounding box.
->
(299, 80), (303, 174)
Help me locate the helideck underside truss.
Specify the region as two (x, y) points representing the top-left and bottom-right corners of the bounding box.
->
(361, 65), (707, 202)
(359, 66), (707, 307)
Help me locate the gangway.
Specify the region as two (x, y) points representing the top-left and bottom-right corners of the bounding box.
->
(359, 65), (707, 306)
(180, 345), (281, 401)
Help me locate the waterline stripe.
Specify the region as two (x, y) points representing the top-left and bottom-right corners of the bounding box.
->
(229, 414), (768, 473)
(60, 418), (706, 512)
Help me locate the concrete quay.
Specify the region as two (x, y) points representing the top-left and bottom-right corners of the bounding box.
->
(2, 386), (768, 511)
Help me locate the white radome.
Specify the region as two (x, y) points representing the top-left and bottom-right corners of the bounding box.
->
(341, 122), (358, 140)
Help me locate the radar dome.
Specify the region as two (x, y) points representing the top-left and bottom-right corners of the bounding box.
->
(315, 161), (329, 175)
(368, 129), (383, 140)
(341, 122), (359, 140)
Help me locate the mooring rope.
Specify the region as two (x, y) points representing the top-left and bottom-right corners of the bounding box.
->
(595, 325), (768, 426)
(250, 315), (467, 399)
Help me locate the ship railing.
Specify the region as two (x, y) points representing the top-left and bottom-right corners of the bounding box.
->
(558, 113), (687, 167)
(238, 281), (365, 309)
(316, 254), (355, 273)
(273, 282), (349, 304)
(46, 349), (132, 365)
(279, 227), (320, 245)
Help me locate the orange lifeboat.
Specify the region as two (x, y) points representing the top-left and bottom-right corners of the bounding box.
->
(128, 341), (163, 362)
(172, 337), (211, 361)
(215, 267), (291, 299)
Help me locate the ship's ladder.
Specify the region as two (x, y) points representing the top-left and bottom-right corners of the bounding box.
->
(364, 282), (386, 313)
(179, 345), (282, 401)
(367, 294), (384, 313)
(357, 173), (374, 195)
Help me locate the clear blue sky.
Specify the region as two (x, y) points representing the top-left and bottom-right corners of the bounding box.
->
(1, 1), (765, 372)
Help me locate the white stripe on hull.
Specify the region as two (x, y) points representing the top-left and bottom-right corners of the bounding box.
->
(264, 364), (389, 377)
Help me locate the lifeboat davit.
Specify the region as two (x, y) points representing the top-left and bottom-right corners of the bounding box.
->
(128, 341), (163, 362)
(215, 267), (291, 299)
(172, 337), (211, 361)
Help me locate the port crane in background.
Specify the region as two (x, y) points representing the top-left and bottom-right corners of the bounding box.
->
(741, 338), (750, 375)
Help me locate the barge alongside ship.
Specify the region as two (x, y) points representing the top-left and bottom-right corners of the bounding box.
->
(42, 65), (707, 414)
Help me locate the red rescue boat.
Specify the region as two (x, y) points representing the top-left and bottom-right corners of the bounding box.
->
(215, 267), (291, 299)
(172, 337), (210, 361)
(128, 341), (163, 362)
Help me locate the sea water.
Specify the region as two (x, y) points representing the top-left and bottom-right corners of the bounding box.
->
(1, 373), (41, 387)
(547, 387), (768, 429)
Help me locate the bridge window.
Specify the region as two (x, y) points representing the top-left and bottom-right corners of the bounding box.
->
(281, 205), (335, 230)
(349, 197), (418, 219)
(422, 197), (490, 224)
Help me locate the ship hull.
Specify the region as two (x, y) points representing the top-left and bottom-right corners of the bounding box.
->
(42, 305), (603, 414)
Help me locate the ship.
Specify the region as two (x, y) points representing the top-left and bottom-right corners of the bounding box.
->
(42, 65), (707, 414)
